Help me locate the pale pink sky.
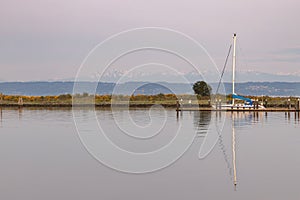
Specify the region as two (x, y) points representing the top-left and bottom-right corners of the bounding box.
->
(0, 0), (300, 81)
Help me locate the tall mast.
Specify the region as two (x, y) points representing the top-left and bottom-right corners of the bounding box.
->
(232, 33), (237, 105)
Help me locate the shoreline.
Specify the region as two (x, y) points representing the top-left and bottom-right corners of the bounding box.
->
(0, 103), (299, 112)
(0, 94), (299, 110)
(0, 103), (208, 108)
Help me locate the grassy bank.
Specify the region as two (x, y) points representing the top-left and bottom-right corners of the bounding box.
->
(0, 93), (299, 108)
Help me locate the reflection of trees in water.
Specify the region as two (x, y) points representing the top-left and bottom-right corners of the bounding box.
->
(193, 111), (211, 136)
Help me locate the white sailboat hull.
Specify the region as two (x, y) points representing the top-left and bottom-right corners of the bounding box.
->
(212, 104), (265, 110)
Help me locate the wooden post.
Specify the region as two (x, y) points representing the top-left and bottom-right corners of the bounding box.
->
(296, 99), (300, 111)
(0, 93), (2, 112)
(176, 100), (180, 114)
(265, 99), (267, 108)
(0, 93), (3, 104)
(218, 99), (221, 110)
(285, 101), (287, 109)
(18, 97), (23, 106)
(288, 99), (291, 110)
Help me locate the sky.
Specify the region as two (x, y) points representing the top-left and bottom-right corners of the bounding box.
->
(0, 0), (300, 82)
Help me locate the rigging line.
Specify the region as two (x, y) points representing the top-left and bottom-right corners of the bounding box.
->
(214, 115), (233, 180)
(218, 129), (233, 179)
(216, 45), (232, 95)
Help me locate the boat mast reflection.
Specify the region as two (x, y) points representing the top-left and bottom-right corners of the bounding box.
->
(232, 113), (237, 189)
(194, 111), (235, 188)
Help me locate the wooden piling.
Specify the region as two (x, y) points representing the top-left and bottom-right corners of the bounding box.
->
(18, 97), (23, 109)
(176, 100), (180, 117)
(254, 100), (258, 110)
(296, 99), (300, 111)
(0, 93), (2, 119)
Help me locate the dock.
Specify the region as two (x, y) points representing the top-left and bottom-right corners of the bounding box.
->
(177, 108), (300, 112)
(176, 98), (300, 112)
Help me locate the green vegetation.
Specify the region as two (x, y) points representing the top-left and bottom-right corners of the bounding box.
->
(192, 81), (212, 97)
(0, 93), (299, 108)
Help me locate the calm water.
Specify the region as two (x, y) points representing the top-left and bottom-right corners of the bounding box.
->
(0, 107), (299, 200)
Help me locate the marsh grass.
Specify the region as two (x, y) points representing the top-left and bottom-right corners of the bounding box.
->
(0, 93), (298, 108)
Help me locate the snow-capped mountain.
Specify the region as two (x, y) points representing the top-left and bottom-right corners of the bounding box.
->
(98, 69), (300, 83)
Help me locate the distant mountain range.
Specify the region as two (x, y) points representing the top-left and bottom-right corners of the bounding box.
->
(1, 81), (300, 97)
(96, 70), (300, 83)
(25, 69), (299, 83)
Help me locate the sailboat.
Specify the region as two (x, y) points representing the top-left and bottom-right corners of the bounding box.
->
(216, 33), (265, 110)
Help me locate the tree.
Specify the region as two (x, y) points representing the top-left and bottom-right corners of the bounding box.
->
(192, 81), (212, 97)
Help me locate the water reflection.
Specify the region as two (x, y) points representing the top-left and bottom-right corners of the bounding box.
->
(192, 111), (276, 189)
(232, 113), (237, 189)
(18, 107), (23, 120)
(193, 111), (236, 188)
(0, 108), (299, 198)
(285, 112), (291, 122)
(233, 112), (256, 127)
(228, 111), (300, 126)
(0, 107), (2, 127)
(295, 112), (300, 124)
(283, 111), (300, 124)
(217, 122), (233, 183)
(193, 111), (211, 137)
